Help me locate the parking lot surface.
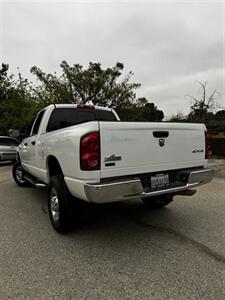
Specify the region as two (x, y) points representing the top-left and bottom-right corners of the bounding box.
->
(0, 162), (225, 299)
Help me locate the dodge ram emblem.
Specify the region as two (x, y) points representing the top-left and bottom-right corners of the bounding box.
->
(159, 138), (165, 147)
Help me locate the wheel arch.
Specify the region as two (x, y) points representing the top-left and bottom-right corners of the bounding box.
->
(46, 155), (64, 180)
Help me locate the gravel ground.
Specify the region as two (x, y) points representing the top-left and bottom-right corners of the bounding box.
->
(208, 159), (225, 178)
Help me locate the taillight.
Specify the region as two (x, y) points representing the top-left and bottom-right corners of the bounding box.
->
(205, 131), (212, 159)
(80, 131), (100, 170)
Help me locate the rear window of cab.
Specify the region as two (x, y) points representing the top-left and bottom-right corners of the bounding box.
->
(46, 108), (117, 132)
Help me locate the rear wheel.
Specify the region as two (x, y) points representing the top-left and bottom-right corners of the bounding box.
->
(142, 194), (174, 208)
(48, 175), (78, 233)
(12, 161), (31, 187)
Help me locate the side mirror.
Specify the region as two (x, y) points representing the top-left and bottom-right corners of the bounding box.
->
(8, 129), (20, 138)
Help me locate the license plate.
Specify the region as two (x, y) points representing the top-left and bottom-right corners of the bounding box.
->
(151, 173), (169, 189)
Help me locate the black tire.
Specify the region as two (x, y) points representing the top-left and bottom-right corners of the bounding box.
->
(48, 175), (76, 233)
(12, 161), (31, 187)
(142, 194), (174, 209)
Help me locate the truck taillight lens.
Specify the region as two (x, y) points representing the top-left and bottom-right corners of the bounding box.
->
(205, 131), (212, 159)
(80, 131), (100, 170)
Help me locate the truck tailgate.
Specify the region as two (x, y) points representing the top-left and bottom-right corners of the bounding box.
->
(99, 122), (206, 179)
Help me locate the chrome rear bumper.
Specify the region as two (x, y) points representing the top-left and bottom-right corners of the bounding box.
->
(84, 168), (214, 203)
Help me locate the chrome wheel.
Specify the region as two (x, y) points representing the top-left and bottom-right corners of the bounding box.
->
(15, 166), (26, 184)
(50, 187), (60, 223)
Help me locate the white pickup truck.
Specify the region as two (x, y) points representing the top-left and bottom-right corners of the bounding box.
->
(13, 104), (214, 233)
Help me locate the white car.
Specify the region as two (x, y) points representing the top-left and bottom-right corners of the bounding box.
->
(0, 136), (20, 162)
(12, 104), (214, 233)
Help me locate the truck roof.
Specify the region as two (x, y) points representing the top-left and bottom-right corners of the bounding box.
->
(46, 104), (112, 112)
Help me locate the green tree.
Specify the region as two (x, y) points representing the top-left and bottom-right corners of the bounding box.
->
(214, 110), (225, 121)
(31, 61), (141, 111)
(31, 61), (165, 121)
(0, 63), (12, 102)
(168, 112), (187, 122)
(142, 102), (164, 121)
(118, 98), (164, 121)
(187, 81), (216, 123)
(0, 61), (165, 135)
(0, 64), (37, 135)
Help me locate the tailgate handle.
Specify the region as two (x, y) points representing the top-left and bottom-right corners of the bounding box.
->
(153, 131), (169, 138)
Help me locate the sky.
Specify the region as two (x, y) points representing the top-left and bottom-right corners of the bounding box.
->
(1, 0), (225, 117)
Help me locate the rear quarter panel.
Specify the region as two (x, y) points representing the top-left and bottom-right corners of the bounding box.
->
(37, 121), (101, 185)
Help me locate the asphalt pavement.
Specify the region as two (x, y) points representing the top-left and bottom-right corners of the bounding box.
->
(0, 161), (225, 299)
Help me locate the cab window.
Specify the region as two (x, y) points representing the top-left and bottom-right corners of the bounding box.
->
(31, 110), (45, 136)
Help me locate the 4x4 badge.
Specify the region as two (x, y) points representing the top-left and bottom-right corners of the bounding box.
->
(159, 138), (165, 147)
